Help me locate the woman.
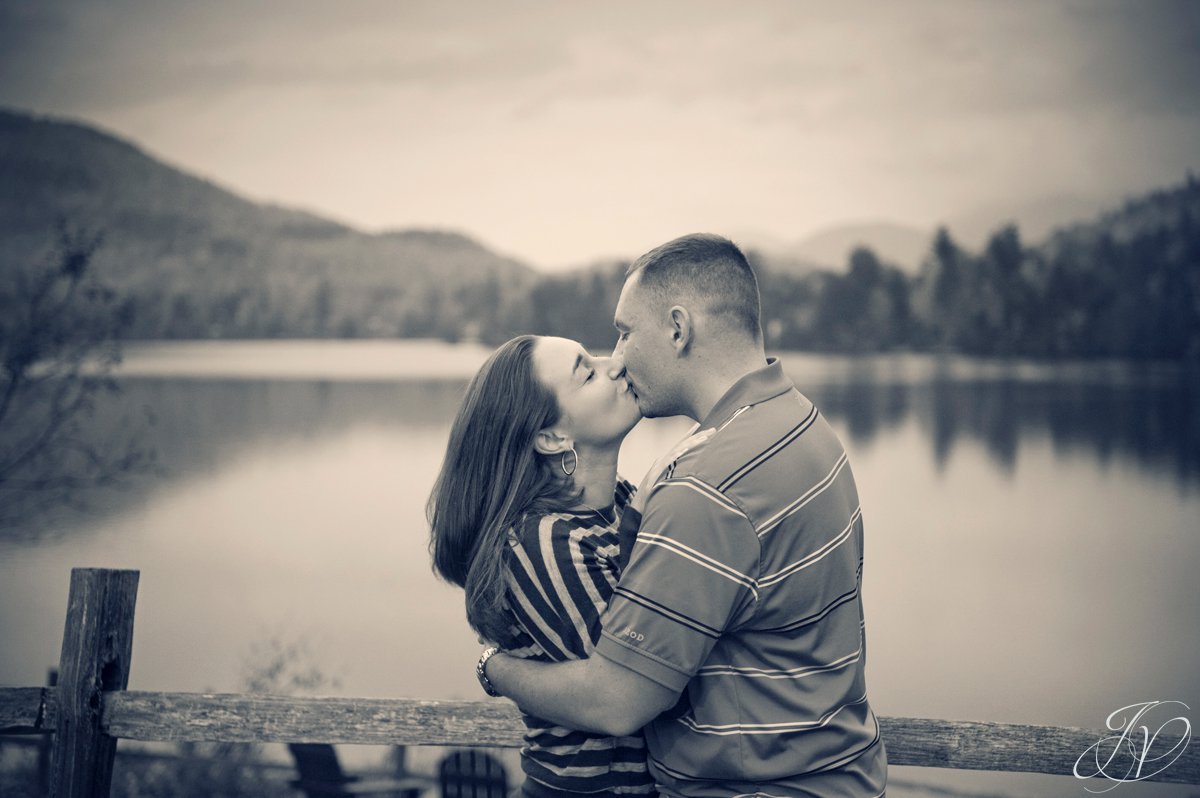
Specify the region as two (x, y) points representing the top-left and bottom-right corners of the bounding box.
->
(428, 334), (656, 798)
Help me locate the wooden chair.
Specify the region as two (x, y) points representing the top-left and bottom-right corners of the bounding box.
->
(438, 749), (508, 798)
(288, 743), (432, 797)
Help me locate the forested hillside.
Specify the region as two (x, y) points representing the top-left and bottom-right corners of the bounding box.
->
(3, 109), (1196, 359)
(0, 109), (535, 341)
(521, 178), (1200, 360)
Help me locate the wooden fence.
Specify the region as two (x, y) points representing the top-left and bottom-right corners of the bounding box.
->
(1, 568), (1197, 796)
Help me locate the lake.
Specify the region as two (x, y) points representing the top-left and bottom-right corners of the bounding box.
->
(1, 340), (1197, 797)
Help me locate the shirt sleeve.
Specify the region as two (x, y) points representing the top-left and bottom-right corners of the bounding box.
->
(594, 477), (760, 691)
(505, 515), (620, 661)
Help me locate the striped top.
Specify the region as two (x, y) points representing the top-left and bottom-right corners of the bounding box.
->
(498, 479), (658, 797)
(595, 358), (888, 797)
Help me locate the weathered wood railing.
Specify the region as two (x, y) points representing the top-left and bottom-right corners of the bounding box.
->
(2, 568), (1197, 796)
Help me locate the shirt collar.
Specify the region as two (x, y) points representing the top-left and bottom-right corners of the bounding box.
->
(697, 356), (794, 430)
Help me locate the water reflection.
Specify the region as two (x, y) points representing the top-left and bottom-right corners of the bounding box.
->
(11, 356), (1198, 539)
(791, 362), (1199, 490)
(2, 350), (1196, 798)
(9, 379), (472, 540)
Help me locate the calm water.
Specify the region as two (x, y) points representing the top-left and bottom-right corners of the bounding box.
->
(2, 341), (1197, 796)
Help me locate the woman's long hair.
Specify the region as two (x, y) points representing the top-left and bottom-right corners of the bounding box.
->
(427, 335), (579, 642)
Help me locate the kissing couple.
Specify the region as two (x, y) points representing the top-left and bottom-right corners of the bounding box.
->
(429, 233), (888, 798)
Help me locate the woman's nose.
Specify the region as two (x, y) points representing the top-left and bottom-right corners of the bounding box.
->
(598, 356), (625, 381)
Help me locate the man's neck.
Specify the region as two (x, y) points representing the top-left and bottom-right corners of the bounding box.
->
(571, 443), (621, 511)
(685, 350), (769, 423)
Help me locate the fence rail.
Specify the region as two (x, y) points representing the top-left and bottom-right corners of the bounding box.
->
(1, 568), (1197, 796)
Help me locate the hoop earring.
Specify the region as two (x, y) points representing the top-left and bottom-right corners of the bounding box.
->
(560, 447), (578, 477)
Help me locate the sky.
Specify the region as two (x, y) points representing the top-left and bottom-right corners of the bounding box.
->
(1, 0), (1198, 269)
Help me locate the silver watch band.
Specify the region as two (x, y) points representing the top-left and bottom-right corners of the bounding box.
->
(476, 646), (500, 697)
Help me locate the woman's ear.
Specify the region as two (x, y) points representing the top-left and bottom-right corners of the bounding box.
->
(534, 427), (572, 457)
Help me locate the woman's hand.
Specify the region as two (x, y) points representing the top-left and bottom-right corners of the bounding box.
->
(630, 426), (715, 515)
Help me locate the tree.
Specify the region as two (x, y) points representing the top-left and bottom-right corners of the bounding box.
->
(912, 227), (965, 349)
(0, 226), (152, 533)
(979, 224), (1029, 355)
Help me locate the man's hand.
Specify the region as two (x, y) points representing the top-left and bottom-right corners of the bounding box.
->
(485, 650), (678, 737)
(630, 426), (715, 515)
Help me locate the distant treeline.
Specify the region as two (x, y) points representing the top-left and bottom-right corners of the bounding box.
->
(5, 110), (1196, 360)
(115, 177), (1200, 361)
(757, 207), (1199, 360)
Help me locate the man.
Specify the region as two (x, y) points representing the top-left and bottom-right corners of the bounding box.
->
(483, 233), (887, 797)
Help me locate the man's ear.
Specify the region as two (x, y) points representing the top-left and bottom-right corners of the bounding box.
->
(668, 305), (694, 354)
(534, 427), (572, 457)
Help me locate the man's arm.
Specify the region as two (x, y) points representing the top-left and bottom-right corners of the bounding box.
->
(485, 650), (678, 738)
(487, 432), (739, 738)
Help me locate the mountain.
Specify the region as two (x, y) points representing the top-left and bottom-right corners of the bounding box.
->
(742, 193), (1147, 276)
(1039, 176), (1200, 270)
(916, 175), (1200, 359)
(793, 222), (931, 273)
(0, 108), (536, 338)
(740, 222), (932, 276)
(945, 192), (1113, 250)
(4, 107), (1194, 356)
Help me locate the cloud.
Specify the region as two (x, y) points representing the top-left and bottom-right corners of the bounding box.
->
(0, 0), (1196, 265)
(1066, 0), (1200, 115)
(5, 1), (1198, 120)
(0, 2), (577, 110)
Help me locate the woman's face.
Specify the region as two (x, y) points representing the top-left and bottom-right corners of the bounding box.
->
(531, 336), (641, 448)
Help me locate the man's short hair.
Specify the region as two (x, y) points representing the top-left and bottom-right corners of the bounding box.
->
(627, 233), (762, 340)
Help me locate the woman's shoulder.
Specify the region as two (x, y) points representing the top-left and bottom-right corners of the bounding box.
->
(508, 509), (615, 554)
(510, 509), (584, 543)
(504, 509), (622, 595)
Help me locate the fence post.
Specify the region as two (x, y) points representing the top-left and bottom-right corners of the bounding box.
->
(37, 668), (59, 795)
(50, 568), (140, 798)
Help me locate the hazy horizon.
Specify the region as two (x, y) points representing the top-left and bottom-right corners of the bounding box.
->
(2, 1), (1198, 269)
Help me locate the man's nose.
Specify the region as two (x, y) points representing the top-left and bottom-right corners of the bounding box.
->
(603, 357), (626, 381)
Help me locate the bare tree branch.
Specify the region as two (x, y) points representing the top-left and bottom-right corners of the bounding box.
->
(0, 224), (153, 533)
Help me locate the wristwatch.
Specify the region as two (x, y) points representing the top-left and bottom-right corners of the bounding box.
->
(476, 646), (501, 697)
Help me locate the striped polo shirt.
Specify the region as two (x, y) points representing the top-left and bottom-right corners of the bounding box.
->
(499, 479), (658, 797)
(596, 358), (888, 797)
